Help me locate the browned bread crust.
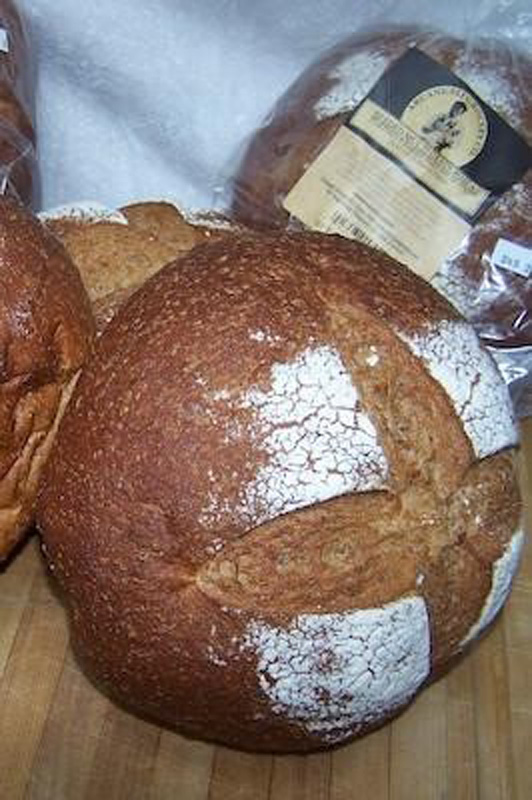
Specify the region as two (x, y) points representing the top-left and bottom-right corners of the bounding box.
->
(44, 201), (243, 329)
(231, 25), (532, 349)
(37, 230), (522, 752)
(0, 197), (94, 559)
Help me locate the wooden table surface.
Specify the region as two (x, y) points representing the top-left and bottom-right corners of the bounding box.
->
(0, 421), (530, 800)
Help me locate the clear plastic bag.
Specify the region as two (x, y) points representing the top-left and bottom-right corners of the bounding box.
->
(230, 20), (532, 416)
(0, 0), (37, 206)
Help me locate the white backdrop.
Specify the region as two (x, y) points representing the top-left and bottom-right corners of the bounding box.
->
(16, 0), (532, 213)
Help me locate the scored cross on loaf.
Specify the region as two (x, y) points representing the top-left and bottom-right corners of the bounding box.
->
(37, 230), (523, 752)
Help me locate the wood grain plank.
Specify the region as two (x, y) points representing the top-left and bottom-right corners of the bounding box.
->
(0, 536), (43, 677)
(389, 679), (447, 800)
(508, 645), (532, 800)
(207, 748), (273, 800)
(471, 619), (516, 800)
(330, 727), (390, 800)
(507, 648), (532, 715)
(0, 546), (69, 800)
(150, 733), (215, 800)
(269, 751), (332, 800)
(445, 657), (478, 800)
(24, 648), (109, 800)
(81, 705), (162, 800)
(505, 583), (532, 650)
(511, 711), (532, 800)
(506, 521), (532, 800)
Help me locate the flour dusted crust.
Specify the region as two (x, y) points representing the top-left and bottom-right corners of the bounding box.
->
(231, 25), (532, 351)
(37, 230), (523, 752)
(242, 597), (431, 744)
(39, 201), (130, 227)
(461, 526), (525, 648)
(0, 197), (94, 559)
(235, 345), (389, 523)
(42, 200), (242, 330)
(397, 320), (517, 458)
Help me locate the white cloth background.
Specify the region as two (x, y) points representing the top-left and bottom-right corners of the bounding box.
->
(16, 0), (532, 213)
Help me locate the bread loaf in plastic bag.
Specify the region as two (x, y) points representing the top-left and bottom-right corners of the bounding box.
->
(231, 23), (532, 416)
(0, 0), (36, 206)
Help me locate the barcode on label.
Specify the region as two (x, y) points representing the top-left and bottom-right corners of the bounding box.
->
(491, 238), (532, 279)
(328, 211), (377, 248)
(0, 29), (8, 53)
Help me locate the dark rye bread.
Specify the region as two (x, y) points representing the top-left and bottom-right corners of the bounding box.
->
(231, 25), (532, 350)
(37, 230), (523, 752)
(43, 201), (243, 330)
(0, 197), (94, 559)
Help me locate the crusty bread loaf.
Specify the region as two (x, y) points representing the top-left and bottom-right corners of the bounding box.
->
(231, 25), (532, 352)
(42, 201), (242, 329)
(0, 0), (37, 206)
(0, 197), (94, 559)
(37, 229), (523, 752)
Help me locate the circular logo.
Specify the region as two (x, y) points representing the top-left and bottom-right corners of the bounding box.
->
(401, 85), (488, 167)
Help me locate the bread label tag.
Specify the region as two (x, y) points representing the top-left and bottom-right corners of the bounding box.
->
(491, 238), (532, 278)
(350, 98), (489, 218)
(283, 47), (532, 281)
(283, 128), (471, 280)
(0, 29), (9, 53)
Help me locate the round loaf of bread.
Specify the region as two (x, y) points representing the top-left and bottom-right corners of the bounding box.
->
(231, 25), (532, 352)
(37, 230), (523, 752)
(42, 201), (242, 329)
(0, 197), (94, 560)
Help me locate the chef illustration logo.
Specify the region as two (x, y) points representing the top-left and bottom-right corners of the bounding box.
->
(401, 85), (488, 166)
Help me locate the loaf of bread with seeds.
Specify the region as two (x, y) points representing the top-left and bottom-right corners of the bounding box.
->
(41, 200), (241, 329)
(37, 229), (524, 752)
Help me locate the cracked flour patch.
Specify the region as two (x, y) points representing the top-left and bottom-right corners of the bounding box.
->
(397, 320), (518, 459)
(237, 345), (388, 525)
(243, 595), (430, 743)
(461, 525), (525, 648)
